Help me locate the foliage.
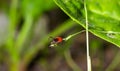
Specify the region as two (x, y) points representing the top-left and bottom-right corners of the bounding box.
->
(1, 0), (120, 71)
(54, 0), (120, 47)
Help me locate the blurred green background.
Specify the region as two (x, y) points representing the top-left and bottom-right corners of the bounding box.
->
(0, 0), (120, 71)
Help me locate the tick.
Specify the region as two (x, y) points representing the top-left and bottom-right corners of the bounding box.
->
(49, 36), (65, 47)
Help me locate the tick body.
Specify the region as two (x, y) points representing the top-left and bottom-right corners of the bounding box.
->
(53, 37), (63, 43)
(49, 36), (64, 47)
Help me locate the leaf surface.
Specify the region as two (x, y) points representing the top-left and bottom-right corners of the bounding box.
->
(54, 0), (120, 47)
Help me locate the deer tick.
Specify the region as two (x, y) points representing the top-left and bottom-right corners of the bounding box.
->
(49, 36), (65, 47)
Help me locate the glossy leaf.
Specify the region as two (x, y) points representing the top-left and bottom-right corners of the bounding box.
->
(54, 0), (120, 47)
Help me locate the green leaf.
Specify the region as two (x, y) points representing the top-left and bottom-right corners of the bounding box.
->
(54, 0), (120, 47)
